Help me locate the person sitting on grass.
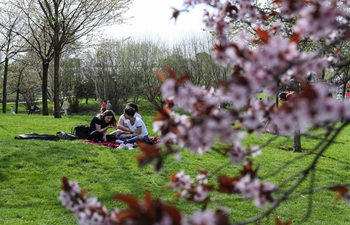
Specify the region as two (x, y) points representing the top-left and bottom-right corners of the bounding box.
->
(89, 110), (117, 142)
(113, 107), (149, 144)
(115, 102), (142, 134)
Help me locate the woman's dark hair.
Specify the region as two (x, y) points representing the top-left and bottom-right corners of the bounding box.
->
(124, 107), (136, 117)
(126, 102), (139, 112)
(101, 110), (116, 127)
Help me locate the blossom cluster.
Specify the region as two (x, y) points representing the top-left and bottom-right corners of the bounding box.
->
(150, 0), (350, 218)
(59, 177), (111, 225)
(168, 170), (214, 203)
(59, 177), (231, 225)
(169, 161), (276, 208)
(153, 0), (350, 159)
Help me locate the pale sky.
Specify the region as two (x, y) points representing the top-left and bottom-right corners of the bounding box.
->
(104, 0), (208, 42)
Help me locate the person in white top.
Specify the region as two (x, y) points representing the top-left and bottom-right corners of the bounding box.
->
(11, 106), (16, 115)
(61, 99), (69, 116)
(115, 103), (142, 133)
(337, 92), (343, 100)
(106, 100), (112, 110)
(112, 107), (149, 144)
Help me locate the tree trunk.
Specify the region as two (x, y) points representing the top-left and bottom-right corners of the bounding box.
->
(53, 53), (61, 118)
(2, 57), (9, 113)
(276, 80), (280, 107)
(15, 76), (20, 114)
(293, 129), (302, 152)
(293, 78), (302, 152)
(42, 61), (49, 115)
(53, 8), (61, 119)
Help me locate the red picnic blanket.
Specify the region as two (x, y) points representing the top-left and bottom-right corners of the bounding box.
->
(82, 136), (160, 148)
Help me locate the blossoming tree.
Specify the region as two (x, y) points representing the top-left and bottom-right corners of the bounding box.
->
(59, 0), (350, 224)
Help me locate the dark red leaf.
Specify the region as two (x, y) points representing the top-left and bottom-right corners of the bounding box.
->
(155, 158), (163, 172)
(164, 67), (176, 79)
(80, 189), (87, 199)
(176, 74), (190, 85)
(290, 33), (300, 43)
(275, 216), (292, 225)
(217, 175), (239, 193)
(215, 209), (230, 225)
(345, 31), (350, 38)
(114, 209), (139, 223)
(135, 143), (161, 167)
(154, 107), (171, 121)
(162, 203), (182, 224)
(299, 82), (318, 102)
(252, 39), (262, 45)
(138, 142), (161, 157)
(61, 177), (70, 191)
(329, 186), (349, 201)
(114, 194), (141, 210)
(255, 27), (270, 43)
(156, 70), (166, 83)
(170, 172), (177, 182)
(171, 8), (180, 21)
(144, 192), (156, 221)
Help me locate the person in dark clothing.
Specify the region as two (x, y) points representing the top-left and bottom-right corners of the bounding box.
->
(89, 110), (117, 142)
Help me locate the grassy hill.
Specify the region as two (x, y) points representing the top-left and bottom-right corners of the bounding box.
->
(0, 103), (350, 224)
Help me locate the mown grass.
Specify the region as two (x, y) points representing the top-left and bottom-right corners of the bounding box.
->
(0, 108), (350, 224)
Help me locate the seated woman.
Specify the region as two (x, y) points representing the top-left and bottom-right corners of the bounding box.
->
(90, 110), (117, 142)
(114, 107), (149, 144)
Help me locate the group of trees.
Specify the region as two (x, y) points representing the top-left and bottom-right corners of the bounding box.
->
(75, 35), (230, 114)
(0, 0), (132, 117)
(1, 1), (350, 117)
(0, 0), (230, 115)
(1, 28), (230, 115)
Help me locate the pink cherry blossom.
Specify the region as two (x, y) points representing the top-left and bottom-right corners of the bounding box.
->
(191, 210), (216, 225)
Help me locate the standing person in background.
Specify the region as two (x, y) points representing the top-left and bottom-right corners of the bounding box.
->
(11, 106), (16, 115)
(106, 100), (112, 110)
(61, 98), (69, 116)
(345, 90), (350, 101)
(337, 92), (343, 100)
(101, 100), (107, 113)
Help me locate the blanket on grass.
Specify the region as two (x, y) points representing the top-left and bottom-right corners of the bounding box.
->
(15, 132), (161, 149)
(15, 133), (61, 141)
(15, 132), (78, 141)
(83, 136), (161, 148)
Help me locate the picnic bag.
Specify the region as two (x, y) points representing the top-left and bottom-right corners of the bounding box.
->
(72, 125), (93, 139)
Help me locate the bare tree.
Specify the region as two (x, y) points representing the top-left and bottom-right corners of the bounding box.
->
(10, 0), (132, 117)
(0, 5), (27, 113)
(8, 52), (42, 111)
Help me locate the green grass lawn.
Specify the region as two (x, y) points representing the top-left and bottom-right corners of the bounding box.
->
(0, 109), (350, 224)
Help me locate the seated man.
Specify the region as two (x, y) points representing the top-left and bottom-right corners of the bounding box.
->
(114, 107), (149, 144)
